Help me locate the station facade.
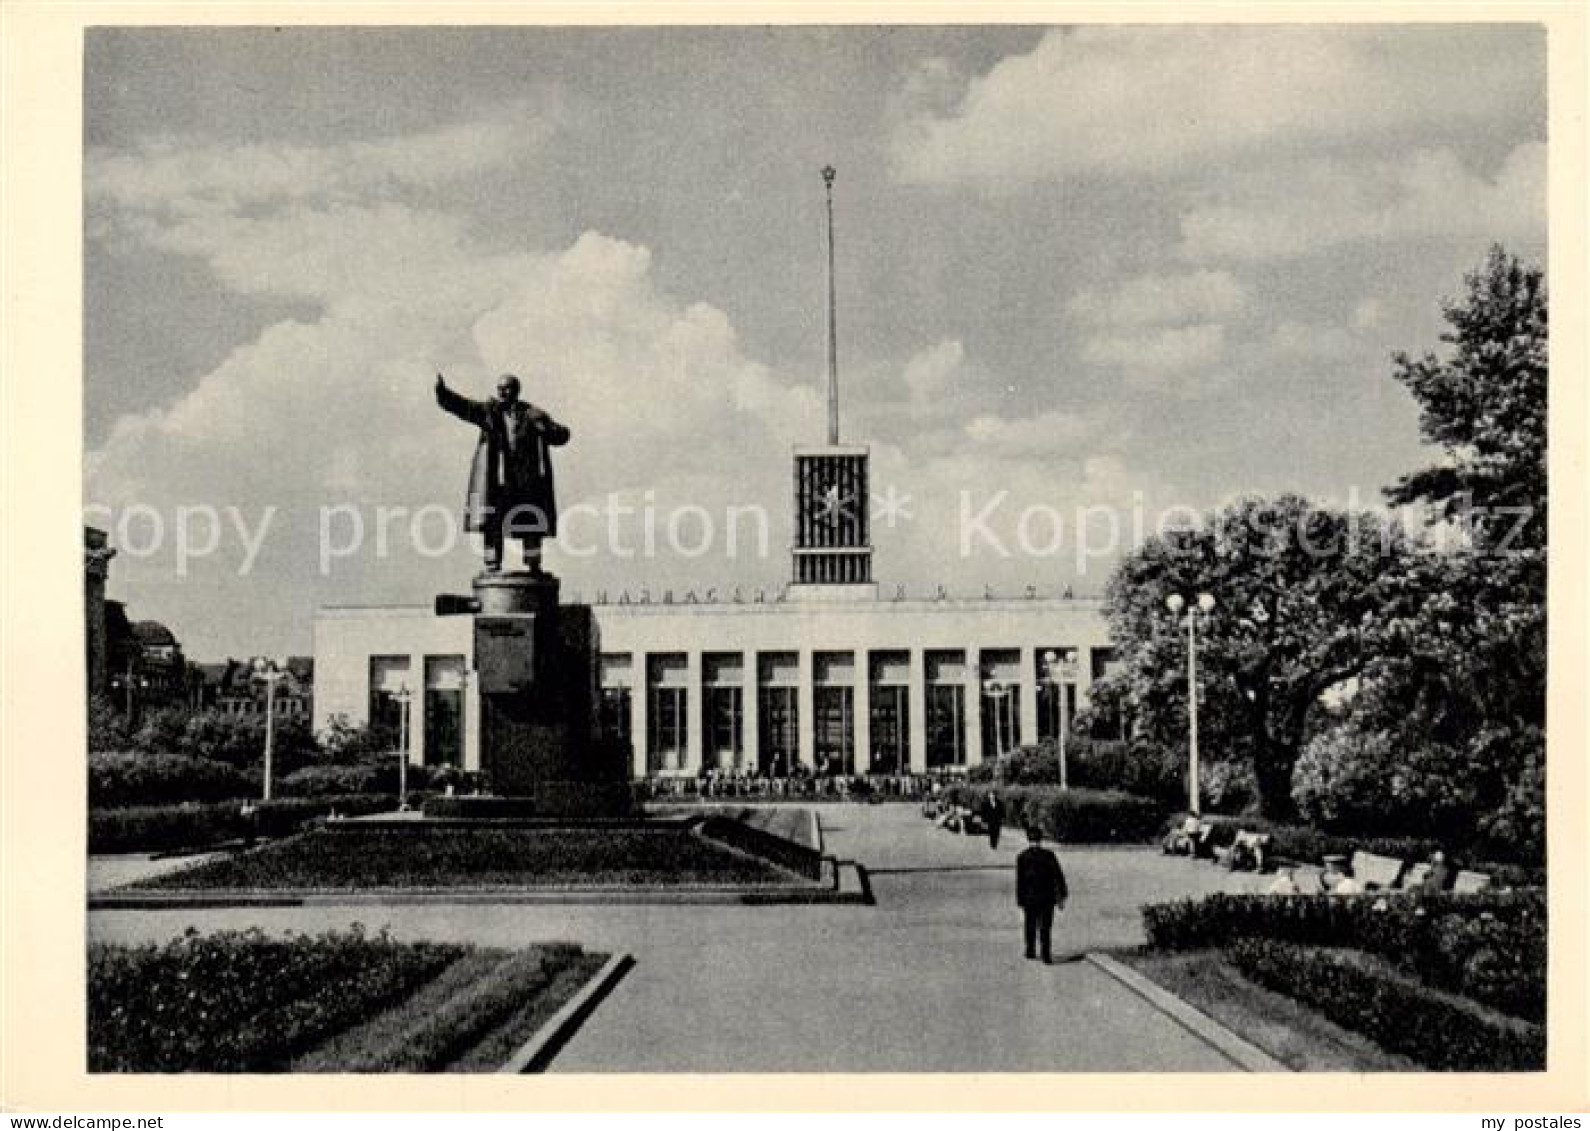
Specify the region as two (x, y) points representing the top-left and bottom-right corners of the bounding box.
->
(312, 593), (1116, 778)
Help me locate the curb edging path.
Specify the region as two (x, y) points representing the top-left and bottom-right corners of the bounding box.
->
(500, 952), (635, 1073)
(1085, 952), (1290, 1073)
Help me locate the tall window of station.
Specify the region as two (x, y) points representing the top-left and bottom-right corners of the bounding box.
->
(813, 651), (855, 776)
(757, 652), (799, 777)
(703, 652), (745, 772)
(868, 651), (910, 776)
(925, 650), (967, 769)
(423, 655), (465, 767)
(367, 656), (411, 742)
(980, 650), (1022, 763)
(646, 653), (688, 773)
(599, 653), (634, 760)
(1036, 647), (1080, 747)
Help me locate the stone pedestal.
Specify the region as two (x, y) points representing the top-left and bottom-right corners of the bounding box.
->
(465, 571), (629, 812)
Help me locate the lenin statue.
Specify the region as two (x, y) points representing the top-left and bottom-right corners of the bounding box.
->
(435, 372), (570, 575)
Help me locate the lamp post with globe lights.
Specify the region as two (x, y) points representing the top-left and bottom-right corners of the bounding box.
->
(1166, 592), (1216, 815)
(1042, 649), (1077, 790)
(981, 679), (1013, 764)
(250, 657), (288, 802)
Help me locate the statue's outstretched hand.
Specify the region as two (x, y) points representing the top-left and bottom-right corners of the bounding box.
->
(435, 373), (446, 392)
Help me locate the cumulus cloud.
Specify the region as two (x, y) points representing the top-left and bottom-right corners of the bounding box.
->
(1177, 142), (1545, 260)
(87, 116), (544, 215)
(86, 112), (1172, 652)
(1083, 324), (1228, 392)
(890, 26), (1544, 188)
(901, 338), (967, 402)
(1066, 269), (1246, 328)
(964, 409), (1091, 456)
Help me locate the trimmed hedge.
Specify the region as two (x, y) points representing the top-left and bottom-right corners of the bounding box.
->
(88, 794), (397, 854)
(1227, 938), (1544, 1071)
(947, 784), (1168, 843)
(89, 750), (254, 808)
(1142, 889), (1546, 1022)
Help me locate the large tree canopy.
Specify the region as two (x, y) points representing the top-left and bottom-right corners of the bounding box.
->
(1102, 495), (1411, 818)
(1094, 247), (1547, 856)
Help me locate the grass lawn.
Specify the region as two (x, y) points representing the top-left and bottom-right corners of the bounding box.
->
(1118, 949), (1419, 1072)
(89, 927), (607, 1072)
(128, 825), (803, 891)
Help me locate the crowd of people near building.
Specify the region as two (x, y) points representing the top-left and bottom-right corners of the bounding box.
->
(635, 767), (962, 802)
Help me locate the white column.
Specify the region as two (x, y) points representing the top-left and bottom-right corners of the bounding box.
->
(797, 648), (816, 770)
(631, 655), (650, 778)
(742, 650), (760, 773)
(853, 651), (871, 775)
(965, 647), (984, 767)
(463, 670), (482, 773)
(1019, 645), (1040, 749)
(408, 652), (425, 766)
(907, 649), (928, 773)
(685, 650), (704, 774)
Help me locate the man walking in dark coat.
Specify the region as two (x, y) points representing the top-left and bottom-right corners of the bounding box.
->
(1016, 826), (1068, 963)
(982, 790), (1005, 849)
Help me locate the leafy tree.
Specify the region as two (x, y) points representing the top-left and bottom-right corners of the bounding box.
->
(1285, 247), (1547, 859)
(87, 694), (130, 753)
(1380, 247), (1546, 729)
(1386, 244), (1547, 555)
(1101, 494), (1411, 818)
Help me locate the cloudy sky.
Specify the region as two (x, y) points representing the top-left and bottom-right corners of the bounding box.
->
(84, 24), (1547, 659)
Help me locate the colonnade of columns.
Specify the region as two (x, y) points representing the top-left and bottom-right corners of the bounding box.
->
(622, 645), (1095, 778)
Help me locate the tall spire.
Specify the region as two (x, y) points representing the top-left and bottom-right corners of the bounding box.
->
(822, 164), (839, 446)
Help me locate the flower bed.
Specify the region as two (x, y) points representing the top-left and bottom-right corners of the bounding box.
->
(88, 927), (606, 1072)
(126, 824), (804, 890)
(89, 925), (462, 1071)
(945, 784), (1168, 843)
(1226, 938), (1544, 1071)
(1141, 889), (1545, 1022)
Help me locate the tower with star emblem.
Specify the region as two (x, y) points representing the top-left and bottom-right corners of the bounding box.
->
(791, 166), (876, 598)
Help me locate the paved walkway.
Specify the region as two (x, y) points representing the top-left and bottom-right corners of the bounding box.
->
(88, 804), (1266, 1072)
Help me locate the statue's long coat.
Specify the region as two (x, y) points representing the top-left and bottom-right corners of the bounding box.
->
(436, 383), (571, 537)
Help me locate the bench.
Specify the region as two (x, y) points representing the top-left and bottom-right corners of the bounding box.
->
(1350, 850), (1406, 891)
(1397, 862), (1432, 891)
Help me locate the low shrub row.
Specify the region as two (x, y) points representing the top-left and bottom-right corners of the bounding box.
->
(89, 750), (255, 808)
(88, 794), (397, 854)
(89, 925), (465, 1071)
(946, 784), (1168, 843)
(1227, 938), (1545, 1071)
(1142, 889), (1546, 1021)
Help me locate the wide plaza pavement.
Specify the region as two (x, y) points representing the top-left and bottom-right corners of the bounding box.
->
(88, 802), (1267, 1072)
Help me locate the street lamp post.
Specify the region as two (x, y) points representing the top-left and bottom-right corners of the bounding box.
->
(394, 684), (414, 811)
(981, 679), (1012, 763)
(1042, 650), (1074, 791)
(1166, 592), (1216, 815)
(250, 658), (287, 802)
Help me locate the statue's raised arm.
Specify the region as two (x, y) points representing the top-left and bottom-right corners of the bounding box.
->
(434, 372), (489, 428)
